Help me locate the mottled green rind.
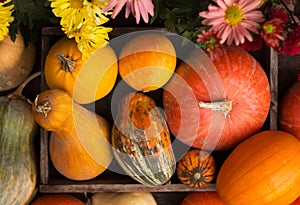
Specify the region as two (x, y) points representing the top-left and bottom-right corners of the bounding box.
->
(112, 100), (176, 187)
(0, 96), (38, 205)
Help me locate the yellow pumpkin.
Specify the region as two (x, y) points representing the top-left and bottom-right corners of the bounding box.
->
(118, 32), (176, 91)
(0, 32), (36, 92)
(32, 89), (113, 180)
(44, 37), (118, 104)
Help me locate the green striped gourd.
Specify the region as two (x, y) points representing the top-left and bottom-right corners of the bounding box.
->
(0, 73), (39, 204)
(112, 92), (176, 186)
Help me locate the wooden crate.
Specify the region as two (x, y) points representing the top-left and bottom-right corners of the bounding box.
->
(38, 27), (279, 204)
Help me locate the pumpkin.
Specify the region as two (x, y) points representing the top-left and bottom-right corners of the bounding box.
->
(181, 192), (225, 205)
(0, 73), (39, 204)
(91, 192), (157, 205)
(118, 32), (176, 91)
(0, 32), (36, 92)
(30, 194), (84, 205)
(279, 76), (300, 140)
(291, 197), (300, 205)
(112, 92), (176, 186)
(176, 149), (215, 188)
(32, 88), (113, 180)
(163, 45), (270, 150)
(44, 37), (118, 104)
(216, 130), (300, 205)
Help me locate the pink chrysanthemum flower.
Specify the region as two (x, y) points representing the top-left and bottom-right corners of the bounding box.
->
(103, 0), (154, 24)
(197, 28), (222, 60)
(261, 18), (285, 52)
(199, 0), (265, 46)
(283, 25), (300, 56)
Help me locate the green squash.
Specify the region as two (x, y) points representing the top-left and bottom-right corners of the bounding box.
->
(0, 73), (39, 204)
(112, 92), (176, 186)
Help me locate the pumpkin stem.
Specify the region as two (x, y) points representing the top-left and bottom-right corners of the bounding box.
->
(56, 53), (76, 72)
(8, 71), (41, 99)
(199, 99), (232, 117)
(194, 172), (202, 180)
(33, 95), (52, 118)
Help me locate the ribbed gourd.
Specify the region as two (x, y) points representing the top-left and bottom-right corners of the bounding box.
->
(112, 92), (176, 186)
(0, 73), (39, 204)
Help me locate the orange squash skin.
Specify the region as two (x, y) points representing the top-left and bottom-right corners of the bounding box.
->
(44, 37), (118, 104)
(216, 130), (300, 205)
(176, 149), (215, 188)
(163, 45), (270, 150)
(32, 89), (113, 180)
(279, 81), (300, 140)
(181, 192), (225, 205)
(119, 33), (176, 91)
(30, 194), (84, 205)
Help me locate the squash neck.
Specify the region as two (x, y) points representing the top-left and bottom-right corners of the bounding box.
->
(56, 53), (76, 72)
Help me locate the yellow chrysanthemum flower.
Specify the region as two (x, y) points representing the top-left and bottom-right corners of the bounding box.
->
(50, 0), (90, 30)
(51, 0), (112, 59)
(63, 21), (112, 59)
(90, 0), (111, 25)
(0, 0), (14, 41)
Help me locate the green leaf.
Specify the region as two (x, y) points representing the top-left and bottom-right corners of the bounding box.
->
(164, 15), (177, 32)
(10, 0), (54, 43)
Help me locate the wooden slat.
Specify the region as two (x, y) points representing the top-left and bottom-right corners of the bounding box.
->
(39, 183), (216, 193)
(269, 48), (278, 130)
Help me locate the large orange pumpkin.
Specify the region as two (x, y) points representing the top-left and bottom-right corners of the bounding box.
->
(30, 194), (84, 205)
(181, 192), (225, 205)
(216, 130), (300, 205)
(163, 45), (270, 150)
(44, 37), (118, 104)
(279, 77), (300, 140)
(118, 32), (176, 91)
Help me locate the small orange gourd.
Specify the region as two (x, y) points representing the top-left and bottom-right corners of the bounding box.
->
(216, 130), (300, 205)
(32, 89), (113, 180)
(176, 149), (216, 188)
(181, 192), (225, 205)
(30, 194), (84, 205)
(118, 32), (176, 91)
(44, 37), (118, 104)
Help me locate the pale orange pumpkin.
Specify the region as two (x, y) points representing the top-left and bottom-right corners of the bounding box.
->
(181, 192), (225, 205)
(118, 32), (176, 91)
(0, 32), (36, 92)
(44, 37), (118, 104)
(216, 130), (300, 205)
(32, 89), (113, 180)
(91, 192), (157, 205)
